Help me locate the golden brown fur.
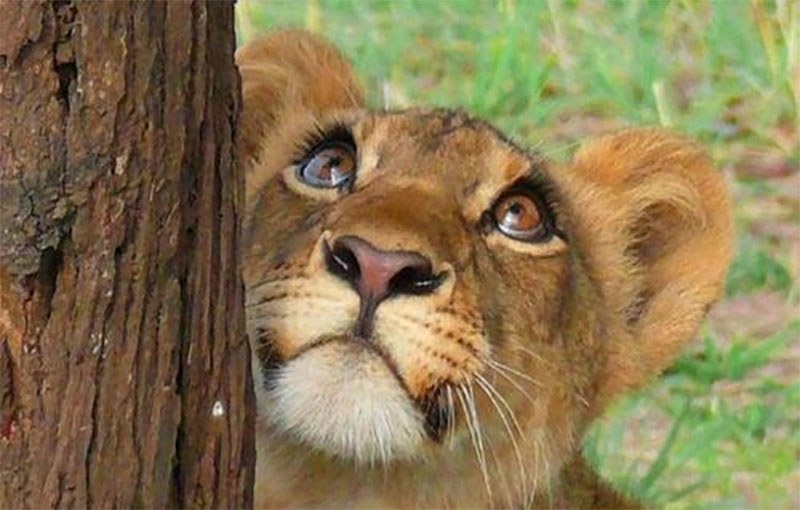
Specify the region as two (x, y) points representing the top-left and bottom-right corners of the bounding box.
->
(238, 30), (733, 509)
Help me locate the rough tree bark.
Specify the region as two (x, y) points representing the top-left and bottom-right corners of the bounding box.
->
(0, 1), (254, 507)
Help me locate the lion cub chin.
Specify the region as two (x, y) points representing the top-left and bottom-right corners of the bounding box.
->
(238, 30), (733, 509)
(266, 340), (425, 464)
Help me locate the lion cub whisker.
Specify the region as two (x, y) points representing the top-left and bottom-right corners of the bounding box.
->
(484, 362), (539, 406)
(486, 358), (544, 388)
(445, 385), (458, 449)
(455, 383), (493, 502)
(247, 292), (351, 311)
(474, 373), (531, 505)
(246, 273), (310, 289)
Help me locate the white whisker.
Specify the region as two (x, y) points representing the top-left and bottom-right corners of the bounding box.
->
(247, 274), (309, 291)
(474, 373), (525, 439)
(486, 359), (543, 388)
(475, 374), (530, 506)
(482, 417), (514, 509)
(485, 363), (537, 406)
(445, 385), (457, 450)
(508, 340), (552, 368)
(465, 382), (493, 503)
(456, 384), (493, 503)
(246, 292), (346, 309)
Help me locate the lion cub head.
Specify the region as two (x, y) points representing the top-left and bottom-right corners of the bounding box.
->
(238, 30), (733, 507)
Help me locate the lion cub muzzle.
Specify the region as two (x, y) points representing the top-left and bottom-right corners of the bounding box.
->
(254, 228), (467, 465)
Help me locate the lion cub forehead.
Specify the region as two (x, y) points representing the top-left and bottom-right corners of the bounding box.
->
(355, 109), (536, 210)
(361, 108), (518, 157)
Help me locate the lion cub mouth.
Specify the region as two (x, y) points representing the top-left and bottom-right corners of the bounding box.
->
(263, 337), (450, 464)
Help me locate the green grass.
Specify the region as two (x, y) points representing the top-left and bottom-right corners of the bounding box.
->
(237, 1), (799, 507)
(587, 322), (800, 508)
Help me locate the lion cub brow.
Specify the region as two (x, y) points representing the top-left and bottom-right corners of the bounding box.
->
(353, 109), (543, 189)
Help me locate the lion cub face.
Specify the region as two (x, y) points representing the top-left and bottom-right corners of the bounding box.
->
(239, 31), (733, 505)
(244, 108), (580, 465)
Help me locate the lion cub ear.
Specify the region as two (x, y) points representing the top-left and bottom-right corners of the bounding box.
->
(569, 129), (734, 407)
(236, 29), (364, 164)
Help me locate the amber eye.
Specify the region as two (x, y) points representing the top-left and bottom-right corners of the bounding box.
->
(492, 192), (549, 241)
(298, 143), (356, 188)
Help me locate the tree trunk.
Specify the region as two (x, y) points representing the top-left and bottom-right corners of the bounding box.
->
(0, 1), (254, 507)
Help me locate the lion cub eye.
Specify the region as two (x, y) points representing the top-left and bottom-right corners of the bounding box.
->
(492, 192), (549, 242)
(298, 143), (356, 189)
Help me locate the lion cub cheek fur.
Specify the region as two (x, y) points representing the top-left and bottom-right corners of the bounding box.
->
(238, 30), (733, 509)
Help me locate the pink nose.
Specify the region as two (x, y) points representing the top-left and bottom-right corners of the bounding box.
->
(325, 236), (440, 303)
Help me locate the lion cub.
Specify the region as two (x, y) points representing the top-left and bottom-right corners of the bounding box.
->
(237, 30), (733, 509)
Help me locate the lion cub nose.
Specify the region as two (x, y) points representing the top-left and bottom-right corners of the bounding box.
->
(325, 235), (443, 338)
(326, 235), (440, 301)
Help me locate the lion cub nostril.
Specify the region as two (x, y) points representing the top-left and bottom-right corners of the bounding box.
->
(388, 264), (442, 296)
(325, 241), (361, 283)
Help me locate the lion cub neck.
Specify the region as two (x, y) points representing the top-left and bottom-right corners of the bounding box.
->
(254, 421), (636, 509)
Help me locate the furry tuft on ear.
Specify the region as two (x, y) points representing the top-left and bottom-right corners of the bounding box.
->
(236, 30), (364, 164)
(568, 128), (734, 410)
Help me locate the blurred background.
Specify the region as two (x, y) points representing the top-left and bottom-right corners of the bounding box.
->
(236, 1), (799, 507)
